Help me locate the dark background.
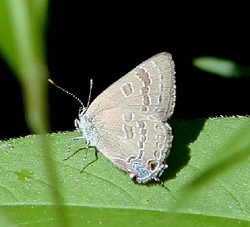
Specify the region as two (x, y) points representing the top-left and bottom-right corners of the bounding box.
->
(1, 3), (249, 140)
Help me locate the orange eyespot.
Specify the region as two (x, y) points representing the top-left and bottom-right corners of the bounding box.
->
(148, 160), (157, 171)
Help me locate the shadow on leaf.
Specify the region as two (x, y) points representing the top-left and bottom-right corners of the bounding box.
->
(162, 118), (206, 182)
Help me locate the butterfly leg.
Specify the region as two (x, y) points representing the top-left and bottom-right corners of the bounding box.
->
(63, 136), (86, 161)
(80, 148), (88, 172)
(63, 135), (98, 173)
(80, 148), (98, 173)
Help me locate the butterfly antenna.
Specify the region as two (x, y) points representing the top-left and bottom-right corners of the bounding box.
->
(48, 79), (85, 107)
(86, 79), (93, 109)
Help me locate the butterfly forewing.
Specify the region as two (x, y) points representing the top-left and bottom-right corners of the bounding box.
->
(87, 52), (175, 121)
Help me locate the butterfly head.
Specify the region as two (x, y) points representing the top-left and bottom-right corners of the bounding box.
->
(74, 106), (87, 134)
(78, 106), (87, 117)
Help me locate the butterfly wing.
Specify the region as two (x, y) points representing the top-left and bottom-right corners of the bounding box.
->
(84, 52), (175, 183)
(87, 52), (175, 121)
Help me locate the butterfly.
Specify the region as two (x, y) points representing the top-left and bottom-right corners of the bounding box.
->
(49, 52), (176, 184)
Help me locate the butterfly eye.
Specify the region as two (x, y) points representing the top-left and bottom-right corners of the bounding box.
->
(78, 107), (86, 116)
(78, 107), (83, 114)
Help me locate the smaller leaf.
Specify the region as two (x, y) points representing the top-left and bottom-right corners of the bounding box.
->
(193, 56), (250, 78)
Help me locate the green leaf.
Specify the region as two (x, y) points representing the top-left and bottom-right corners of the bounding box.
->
(0, 2), (67, 226)
(0, 0), (49, 134)
(1, 117), (250, 226)
(193, 56), (250, 78)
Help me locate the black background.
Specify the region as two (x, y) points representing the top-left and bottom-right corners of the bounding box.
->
(1, 3), (249, 140)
